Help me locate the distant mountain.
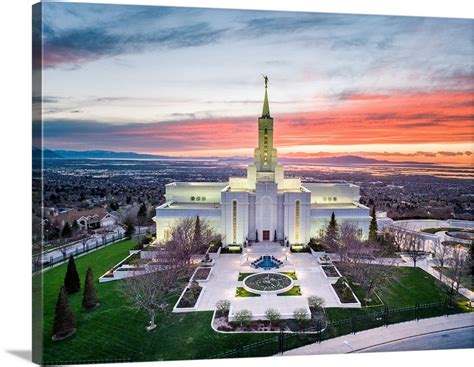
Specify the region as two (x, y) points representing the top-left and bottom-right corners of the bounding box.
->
(52, 150), (171, 159)
(32, 147), (63, 159)
(279, 155), (428, 165)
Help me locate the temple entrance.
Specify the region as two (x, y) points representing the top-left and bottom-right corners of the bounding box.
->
(262, 230), (270, 241)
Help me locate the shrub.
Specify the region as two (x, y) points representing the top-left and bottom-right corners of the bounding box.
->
(293, 308), (310, 326)
(52, 286), (76, 340)
(308, 295), (325, 309)
(215, 299), (231, 313)
(234, 309), (252, 327)
(264, 308), (281, 326)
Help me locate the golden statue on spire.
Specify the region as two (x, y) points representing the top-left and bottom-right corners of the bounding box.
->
(262, 74), (268, 88)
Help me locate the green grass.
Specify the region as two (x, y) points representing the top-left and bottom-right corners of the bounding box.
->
(237, 272), (255, 281)
(235, 287), (260, 297)
(37, 241), (469, 364)
(37, 239), (272, 364)
(277, 286), (302, 296)
(433, 266), (474, 291)
(326, 267), (468, 321)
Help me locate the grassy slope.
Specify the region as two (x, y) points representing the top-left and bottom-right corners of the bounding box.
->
(326, 266), (467, 321)
(38, 242), (467, 363)
(38, 240), (272, 364)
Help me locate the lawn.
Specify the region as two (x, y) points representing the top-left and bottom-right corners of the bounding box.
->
(326, 266), (468, 321)
(37, 239), (272, 364)
(37, 242), (469, 364)
(433, 266), (474, 291)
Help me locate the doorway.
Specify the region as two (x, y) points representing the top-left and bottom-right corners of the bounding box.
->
(262, 230), (270, 241)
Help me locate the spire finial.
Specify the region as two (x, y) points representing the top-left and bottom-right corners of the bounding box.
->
(261, 75), (270, 118)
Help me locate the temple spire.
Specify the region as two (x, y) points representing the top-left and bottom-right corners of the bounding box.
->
(262, 75), (271, 118)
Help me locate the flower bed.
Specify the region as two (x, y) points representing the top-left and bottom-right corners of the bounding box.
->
(277, 286), (302, 296)
(243, 273), (293, 295)
(236, 287), (260, 297)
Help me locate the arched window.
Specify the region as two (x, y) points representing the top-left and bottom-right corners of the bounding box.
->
(295, 200), (300, 243)
(232, 200), (237, 243)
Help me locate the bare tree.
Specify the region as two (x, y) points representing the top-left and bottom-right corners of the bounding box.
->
(385, 224), (426, 267)
(121, 266), (182, 330)
(432, 242), (452, 280)
(339, 240), (396, 302)
(338, 222), (360, 261)
(165, 217), (217, 265)
(449, 246), (469, 293)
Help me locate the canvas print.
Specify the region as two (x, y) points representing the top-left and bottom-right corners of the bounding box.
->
(32, 1), (473, 365)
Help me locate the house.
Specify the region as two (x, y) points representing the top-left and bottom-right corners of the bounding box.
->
(52, 207), (117, 230)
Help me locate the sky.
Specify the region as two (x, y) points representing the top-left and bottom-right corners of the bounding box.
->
(35, 3), (474, 164)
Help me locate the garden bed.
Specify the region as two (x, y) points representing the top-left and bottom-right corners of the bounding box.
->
(321, 265), (341, 278)
(236, 287), (260, 297)
(175, 286), (203, 309)
(331, 279), (359, 304)
(277, 286), (302, 296)
(220, 246), (242, 254)
(290, 245), (311, 253)
(192, 267), (212, 281)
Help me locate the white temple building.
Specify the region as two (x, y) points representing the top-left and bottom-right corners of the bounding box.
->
(154, 80), (371, 246)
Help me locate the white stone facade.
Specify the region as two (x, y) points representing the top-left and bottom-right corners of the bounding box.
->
(154, 84), (371, 246)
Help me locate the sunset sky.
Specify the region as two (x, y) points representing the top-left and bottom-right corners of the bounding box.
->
(36, 3), (474, 164)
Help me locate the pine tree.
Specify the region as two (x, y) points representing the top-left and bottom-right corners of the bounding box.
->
(82, 267), (99, 310)
(52, 286), (76, 340)
(193, 216), (203, 249)
(322, 212), (340, 253)
(61, 222), (72, 238)
(274, 229), (277, 242)
(255, 230), (259, 242)
(137, 202), (147, 225)
(64, 255), (80, 294)
(369, 205), (378, 242)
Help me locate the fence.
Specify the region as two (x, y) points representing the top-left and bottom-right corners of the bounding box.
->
(32, 228), (150, 273)
(211, 299), (460, 359)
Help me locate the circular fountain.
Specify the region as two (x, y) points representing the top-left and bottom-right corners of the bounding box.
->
(243, 272), (293, 295)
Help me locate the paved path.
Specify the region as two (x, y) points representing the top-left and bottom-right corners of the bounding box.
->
(283, 312), (474, 356)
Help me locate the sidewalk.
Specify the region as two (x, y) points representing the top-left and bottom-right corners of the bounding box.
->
(283, 312), (474, 356)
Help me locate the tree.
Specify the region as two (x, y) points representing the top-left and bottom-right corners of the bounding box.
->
(369, 205), (378, 242)
(339, 240), (396, 302)
(166, 217), (216, 266)
(52, 286), (76, 340)
(255, 230), (259, 242)
(64, 255), (80, 294)
(71, 219), (79, 232)
(61, 222), (72, 238)
(385, 224), (426, 267)
(122, 266), (182, 330)
(82, 267), (99, 309)
(215, 299), (231, 314)
(123, 215), (136, 239)
(322, 212), (340, 256)
(137, 202), (148, 226)
(433, 242), (452, 280)
(274, 229), (277, 242)
(307, 295), (325, 310)
(469, 240), (474, 276)
(449, 245), (469, 293)
(234, 309), (252, 327)
(264, 308), (281, 327)
(293, 308), (310, 326)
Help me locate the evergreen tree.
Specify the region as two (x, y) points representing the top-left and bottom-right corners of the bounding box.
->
(137, 202), (147, 225)
(369, 205), (378, 242)
(322, 212), (340, 253)
(255, 230), (259, 242)
(274, 229), (277, 242)
(64, 255), (80, 294)
(82, 267), (99, 310)
(469, 240), (474, 276)
(71, 219), (79, 231)
(123, 216), (136, 239)
(193, 216), (203, 249)
(61, 222), (72, 238)
(52, 286), (76, 340)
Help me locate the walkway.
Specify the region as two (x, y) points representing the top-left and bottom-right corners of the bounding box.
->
(283, 312), (474, 355)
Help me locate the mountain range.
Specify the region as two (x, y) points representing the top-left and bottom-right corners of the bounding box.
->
(32, 147), (429, 165)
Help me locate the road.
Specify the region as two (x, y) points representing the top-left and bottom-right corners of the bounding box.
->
(358, 327), (474, 352)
